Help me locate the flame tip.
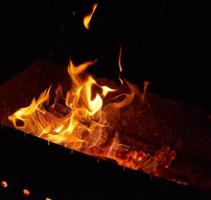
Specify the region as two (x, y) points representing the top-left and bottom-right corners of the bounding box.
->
(83, 3), (98, 30)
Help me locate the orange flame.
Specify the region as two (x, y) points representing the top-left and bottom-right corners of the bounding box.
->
(8, 58), (175, 175)
(83, 3), (98, 30)
(8, 60), (134, 151)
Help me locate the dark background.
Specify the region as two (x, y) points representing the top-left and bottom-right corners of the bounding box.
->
(0, 0), (211, 199)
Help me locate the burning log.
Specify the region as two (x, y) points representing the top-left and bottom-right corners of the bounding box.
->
(0, 59), (211, 192)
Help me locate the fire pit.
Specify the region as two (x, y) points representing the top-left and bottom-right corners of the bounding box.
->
(0, 59), (211, 199)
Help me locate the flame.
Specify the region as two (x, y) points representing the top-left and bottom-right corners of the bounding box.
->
(8, 59), (124, 151)
(118, 46), (124, 84)
(118, 46), (123, 73)
(8, 58), (175, 175)
(83, 3), (98, 30)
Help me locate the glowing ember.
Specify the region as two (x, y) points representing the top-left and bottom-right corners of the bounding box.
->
(1, 180), (8, 188)
(8, 59), (132, 152)
(8, 58), (175, 176)
(83, 3), (98, 30)
(118, 46), (123, 73)
(23, 188), (30, 197)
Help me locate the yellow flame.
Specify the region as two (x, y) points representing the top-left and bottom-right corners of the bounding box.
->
(8, 57), (175, 175)
(8, 88), (51, 131)
(8, 60), (121, 150)
(83, 3), (98, 30)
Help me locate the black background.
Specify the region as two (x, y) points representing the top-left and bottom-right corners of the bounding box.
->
(0, 0), (211, 199)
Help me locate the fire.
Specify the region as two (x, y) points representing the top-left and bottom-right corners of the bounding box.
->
(83, 3), (98, 30)
(8, 59), (132, 150)
(118, 46), (124, 84)
(8, 58), (175, 175)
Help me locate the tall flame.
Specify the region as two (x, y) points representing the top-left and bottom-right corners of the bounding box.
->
(6, 0), (176, 179)
(8, 60), (135, 151)
(83, 3), (98, 30)
(8, 59), (175, 174)
(9, 54), (175, 175)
